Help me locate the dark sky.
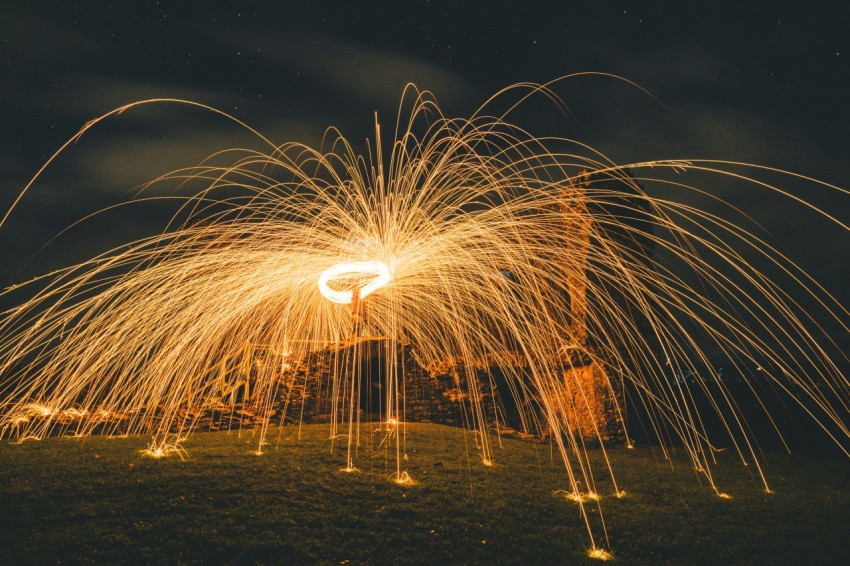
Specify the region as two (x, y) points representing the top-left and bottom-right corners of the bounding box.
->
(2, 2), (849, 348)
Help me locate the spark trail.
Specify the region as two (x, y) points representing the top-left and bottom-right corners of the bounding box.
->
(1, 81), (848, 558)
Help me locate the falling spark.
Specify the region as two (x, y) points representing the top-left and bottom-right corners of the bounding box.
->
(143, 434), (188, 460)
(0, 79), (848, 556)
(588, 547), (615, 561)
(389, 470), (415, 486)
(555, 489), (602, 504)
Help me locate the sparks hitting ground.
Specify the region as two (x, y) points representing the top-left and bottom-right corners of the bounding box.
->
(1, 80), (848, 557)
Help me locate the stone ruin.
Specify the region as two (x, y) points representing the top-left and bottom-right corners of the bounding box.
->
(191, 333), (625, 445)
(259, 337), (625, 444)
(8, 174), (630, 445)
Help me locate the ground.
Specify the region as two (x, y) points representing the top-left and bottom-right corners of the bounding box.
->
(0, 423), (847, 564)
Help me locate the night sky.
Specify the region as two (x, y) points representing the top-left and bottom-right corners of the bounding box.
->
(2, 2), (849, 348)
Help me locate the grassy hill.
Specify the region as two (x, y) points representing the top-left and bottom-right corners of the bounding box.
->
(1, 423), (847, 564)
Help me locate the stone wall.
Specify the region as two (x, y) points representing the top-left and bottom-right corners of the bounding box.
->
(8, 338), (623, 445)
(266, 338), (624, 445)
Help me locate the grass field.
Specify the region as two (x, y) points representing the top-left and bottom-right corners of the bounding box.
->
(1, 423), (848, 564)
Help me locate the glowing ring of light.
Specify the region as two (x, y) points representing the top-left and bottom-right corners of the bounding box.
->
(318, 261), (391, 304)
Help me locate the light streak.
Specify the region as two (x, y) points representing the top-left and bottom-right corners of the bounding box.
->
(318, 261), (391, 304)
(389, 470), (415, 486)
(556, 489), (601, 504)
(142, 435), (187, 460)
(588, 547), (615, 561)
(0, 80), (848, 557)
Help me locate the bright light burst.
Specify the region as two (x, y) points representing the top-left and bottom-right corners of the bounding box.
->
(1, 80), (849, 556)
(318, 261), (392, 305)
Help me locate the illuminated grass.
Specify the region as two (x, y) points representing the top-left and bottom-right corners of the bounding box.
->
(2, 82), (849, 554)
(0, 423), (847, 565)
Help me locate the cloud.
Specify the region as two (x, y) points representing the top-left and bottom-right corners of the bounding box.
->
(2, 11), (100, 63)
(209, 28), (480, 112)
(25, 78), (238, 122)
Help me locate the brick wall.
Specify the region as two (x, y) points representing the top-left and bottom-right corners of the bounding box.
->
(269, 338), (624, 445)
